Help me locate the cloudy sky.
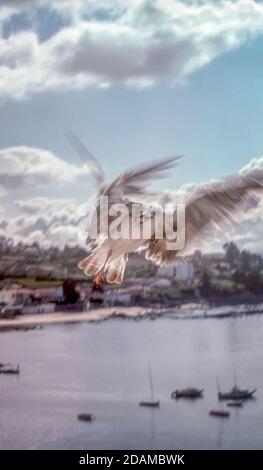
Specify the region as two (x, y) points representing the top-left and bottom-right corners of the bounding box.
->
(1, 0), (263, 252)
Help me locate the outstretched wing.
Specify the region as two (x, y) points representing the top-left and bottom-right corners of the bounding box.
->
(103, 155), (183, 203)
(66, 131), (105, 188)
(183, 171), (263, 249)
(145, 168), (263, 264)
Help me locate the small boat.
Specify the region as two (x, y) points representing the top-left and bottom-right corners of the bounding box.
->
(218, 386), (256, 400)
(217, 375), (256, 401)
(171, 388), (203, 399)
(0, 364), (20, 375)
(209, 409), (230, 418)
(139, 400), (160, 407)
(227, 400), (244, 407)
(77, 413), (95, 422)
(139, 364), (160, 408)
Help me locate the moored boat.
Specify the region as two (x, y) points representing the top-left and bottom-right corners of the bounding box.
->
(139, 364), (160, 408)
(227, 400), (244, 407)
(77, 413), (95, 422)
(216, 375), (256, 401)
(209, 409), (230, 418)
(139, 400), (160, 407)
(218, 386), (256, 400)
(171, 387), (203, 399)
(0, 363), (20, 375)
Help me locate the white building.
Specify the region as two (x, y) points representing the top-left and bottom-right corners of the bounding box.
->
(0, 285), (63, 306)
(150, 278), (171, 289)
(104, 290), (132, 306)
(158, 265), (175, 278)
(0, 288), (33, 305)
(22, 303), (56, 314)
(158, 262), (194, 284)
(175, 262), (194, 284)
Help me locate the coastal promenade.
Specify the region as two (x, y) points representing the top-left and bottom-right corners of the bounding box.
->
(0, 307), (156, 330)
(1, 301), (263, 331)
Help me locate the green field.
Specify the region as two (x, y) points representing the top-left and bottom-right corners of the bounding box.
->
(8, 277), (63, 288)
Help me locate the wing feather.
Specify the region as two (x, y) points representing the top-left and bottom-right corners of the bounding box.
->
(66, 131), (105, 187)
(183, 172), (263, 248)
(104, 155), (183, 202)
(145, 169), (263, 263)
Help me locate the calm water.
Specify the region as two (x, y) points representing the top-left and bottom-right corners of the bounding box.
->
(0, 314), (263, 450)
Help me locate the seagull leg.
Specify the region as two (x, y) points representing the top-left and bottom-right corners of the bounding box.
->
(93, 272), (105, 287)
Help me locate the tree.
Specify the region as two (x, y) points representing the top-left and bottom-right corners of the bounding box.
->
(245, 270), (263, 294)
(223, 242), (240, 267)
(199, 270), (212, 296)
(63, 280), (80, 304)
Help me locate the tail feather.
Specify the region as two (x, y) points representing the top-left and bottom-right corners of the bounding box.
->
(78, 247), (109, 278)
(106, 254), (127, 284)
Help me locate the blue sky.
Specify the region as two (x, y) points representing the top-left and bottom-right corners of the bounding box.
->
(2, 41), (263, 187)
(1, 0), (263, 250)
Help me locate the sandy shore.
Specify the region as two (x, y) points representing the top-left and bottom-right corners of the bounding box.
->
(0, 306), (160, 331)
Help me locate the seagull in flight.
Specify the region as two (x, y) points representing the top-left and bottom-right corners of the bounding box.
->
(68, 132), (263, 285)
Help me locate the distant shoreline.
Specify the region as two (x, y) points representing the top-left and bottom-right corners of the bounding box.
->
(0, 307), (159, 331)
(1, 302), (263, 332)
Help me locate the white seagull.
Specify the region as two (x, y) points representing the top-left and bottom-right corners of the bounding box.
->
(68, 132), (263, 286)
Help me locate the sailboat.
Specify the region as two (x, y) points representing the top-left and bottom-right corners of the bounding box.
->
(139, 365), (160, 407)
(217, 374), (256, 401)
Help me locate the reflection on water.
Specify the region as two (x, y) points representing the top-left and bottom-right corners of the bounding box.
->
(0, 314), (263, 449)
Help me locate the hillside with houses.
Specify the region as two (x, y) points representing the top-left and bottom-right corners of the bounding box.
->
(1, 236), (263, 319)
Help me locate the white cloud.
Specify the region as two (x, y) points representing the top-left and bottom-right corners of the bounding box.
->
(1, 0), (263, 99)
(239, 156), (263, 177)
(0, 145), (91, 188)
(0, 195), (89, 247)
(0, 144), (94, 247)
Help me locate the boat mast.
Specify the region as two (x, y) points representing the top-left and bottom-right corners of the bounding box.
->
(233, 372), (238, 388)
(148, 364), (154, 401)
(216, 376), (221, 393)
